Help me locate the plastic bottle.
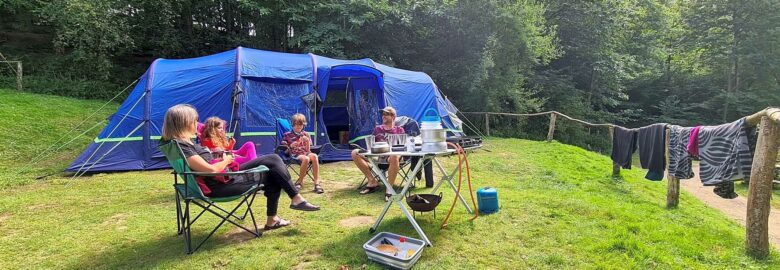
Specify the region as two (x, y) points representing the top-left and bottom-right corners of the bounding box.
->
(406, 137), (416, 152)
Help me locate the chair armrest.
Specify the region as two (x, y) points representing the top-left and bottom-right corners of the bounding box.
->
(275, 145), (289, 154)
(181, 165), (269, 177)
(349, 144), (365, 151)
(311, 145), (323, 154)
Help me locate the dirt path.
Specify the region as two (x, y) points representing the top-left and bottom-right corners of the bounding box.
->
(680, 166), (780, 249)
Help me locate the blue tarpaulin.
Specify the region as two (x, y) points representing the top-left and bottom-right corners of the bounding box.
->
(68, 47), (464, 172)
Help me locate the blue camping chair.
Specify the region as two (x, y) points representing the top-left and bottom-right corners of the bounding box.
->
(275, 118), (321, 184)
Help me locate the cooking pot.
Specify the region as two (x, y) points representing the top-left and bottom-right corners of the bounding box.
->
(371, 141), (391, 154)
(421, 128), (446, 143)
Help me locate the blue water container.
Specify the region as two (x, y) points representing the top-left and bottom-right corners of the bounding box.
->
(476, 187), (499, 214)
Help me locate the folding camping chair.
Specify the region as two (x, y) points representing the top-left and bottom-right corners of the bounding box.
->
(274, 118), (321, 183)
(355, 155), (414, 190)
(159, 140), (268, 254)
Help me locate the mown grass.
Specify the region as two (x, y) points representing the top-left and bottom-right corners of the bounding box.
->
(1, 90), (779, 269)
(734, 182), (780, 209)
(0, 88), (117, 188)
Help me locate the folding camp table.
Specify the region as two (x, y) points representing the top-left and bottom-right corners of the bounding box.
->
(360, 149), (474, 247)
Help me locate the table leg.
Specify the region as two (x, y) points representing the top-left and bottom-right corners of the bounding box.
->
(368, 157), (393, 233)
(431, 159), (459, 193)
(368, 155), (433, 246)
(432, 158), (473, 214)
(397, 198), (433, 246)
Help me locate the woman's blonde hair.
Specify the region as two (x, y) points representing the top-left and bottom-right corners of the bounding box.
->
(203, 116), (229, 148)
(162, 104), (198, 141)
(292, 113), (307, 126)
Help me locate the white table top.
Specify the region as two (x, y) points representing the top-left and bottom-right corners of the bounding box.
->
(359, 149), (456, 157)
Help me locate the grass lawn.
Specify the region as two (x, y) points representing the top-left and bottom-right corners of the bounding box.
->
(734, 181), (780, 209)
(1, 90), (779, 269)
(0, 88), (117, 187)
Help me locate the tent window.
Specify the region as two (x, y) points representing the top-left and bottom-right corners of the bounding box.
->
(244, 80), (310, 127)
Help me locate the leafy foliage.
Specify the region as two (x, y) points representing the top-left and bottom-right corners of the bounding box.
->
(0, 0), (778, 136)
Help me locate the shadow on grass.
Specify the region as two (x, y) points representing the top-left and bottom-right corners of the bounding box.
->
(65, 211), (266, 269)
(65, 232), (191, 269)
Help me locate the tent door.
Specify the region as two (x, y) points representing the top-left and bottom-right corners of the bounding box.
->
(346, 81), (382, 144)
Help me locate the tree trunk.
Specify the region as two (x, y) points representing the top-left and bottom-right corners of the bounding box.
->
(746, 117), (780, 259)
(665, 128), (679, 208)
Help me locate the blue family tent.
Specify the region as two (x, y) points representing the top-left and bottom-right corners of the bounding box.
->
(68, 47), (465, 173)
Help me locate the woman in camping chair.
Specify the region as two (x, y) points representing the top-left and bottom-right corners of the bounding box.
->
(283, 113), (323, 194)
(161, 104), (320, 231)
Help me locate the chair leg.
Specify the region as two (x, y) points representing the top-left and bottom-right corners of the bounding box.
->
(306, 160), (316, 182)
(175, 192), (182, 235)
(246, 192), (261, 237)
(189, 203), (211, 225)
(211, 203), (246, 221)
(357, 175), (368, 190)
(240, 190), (258, 220)
(184, 200), (193, 254)
(288, 163), (301, 178)
(188, 195), (261, 253)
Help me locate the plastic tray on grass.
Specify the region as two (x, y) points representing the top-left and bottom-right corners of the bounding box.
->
(364, 232), (425, 269)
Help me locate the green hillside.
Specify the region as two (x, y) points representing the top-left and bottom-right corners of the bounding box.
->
(0, 88), (117, 188)
(0, 90), (778, 269)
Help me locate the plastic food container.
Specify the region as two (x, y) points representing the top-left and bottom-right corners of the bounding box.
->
(364, 232), (425, 269)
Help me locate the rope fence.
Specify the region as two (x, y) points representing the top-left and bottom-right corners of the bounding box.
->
(463, 107), (780, 259)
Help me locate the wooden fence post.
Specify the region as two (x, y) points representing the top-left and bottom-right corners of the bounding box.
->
(665, 128), (680, 208)
(746, 116), (780, 259)
(546, 113), (557, 142)
(485, 113), (490, 137)
(609, 126), (620, 176)
(16, 61), (22, 91)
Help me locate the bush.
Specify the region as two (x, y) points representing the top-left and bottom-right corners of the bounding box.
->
(0, 75), (127, 100)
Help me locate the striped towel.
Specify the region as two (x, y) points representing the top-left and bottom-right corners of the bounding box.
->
(668, 125), (694, 179)
(697, 118), (753, 186)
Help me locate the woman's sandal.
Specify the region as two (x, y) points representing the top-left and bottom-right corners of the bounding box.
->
(313, 184), (325, 194)
(263, 218), (291, 231)
(360, 185), (379, 195)
(290, 200), (320, 211)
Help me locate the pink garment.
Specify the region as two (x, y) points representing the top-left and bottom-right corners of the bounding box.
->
(687, 126), (701, 157)
(232, 142), (257, 164)
(196, 122), (205, 136)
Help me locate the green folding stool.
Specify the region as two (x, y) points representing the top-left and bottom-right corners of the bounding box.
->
(159, 140), (268, 254)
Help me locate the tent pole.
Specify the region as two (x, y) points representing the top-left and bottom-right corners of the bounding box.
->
(314, 90), (318, 145)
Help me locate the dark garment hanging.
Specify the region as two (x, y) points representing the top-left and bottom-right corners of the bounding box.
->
(610, 126), (637, 169)
(637, 123), (667, 181)
(713, 182), (738, 199)
(668, 125), (695, 179)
